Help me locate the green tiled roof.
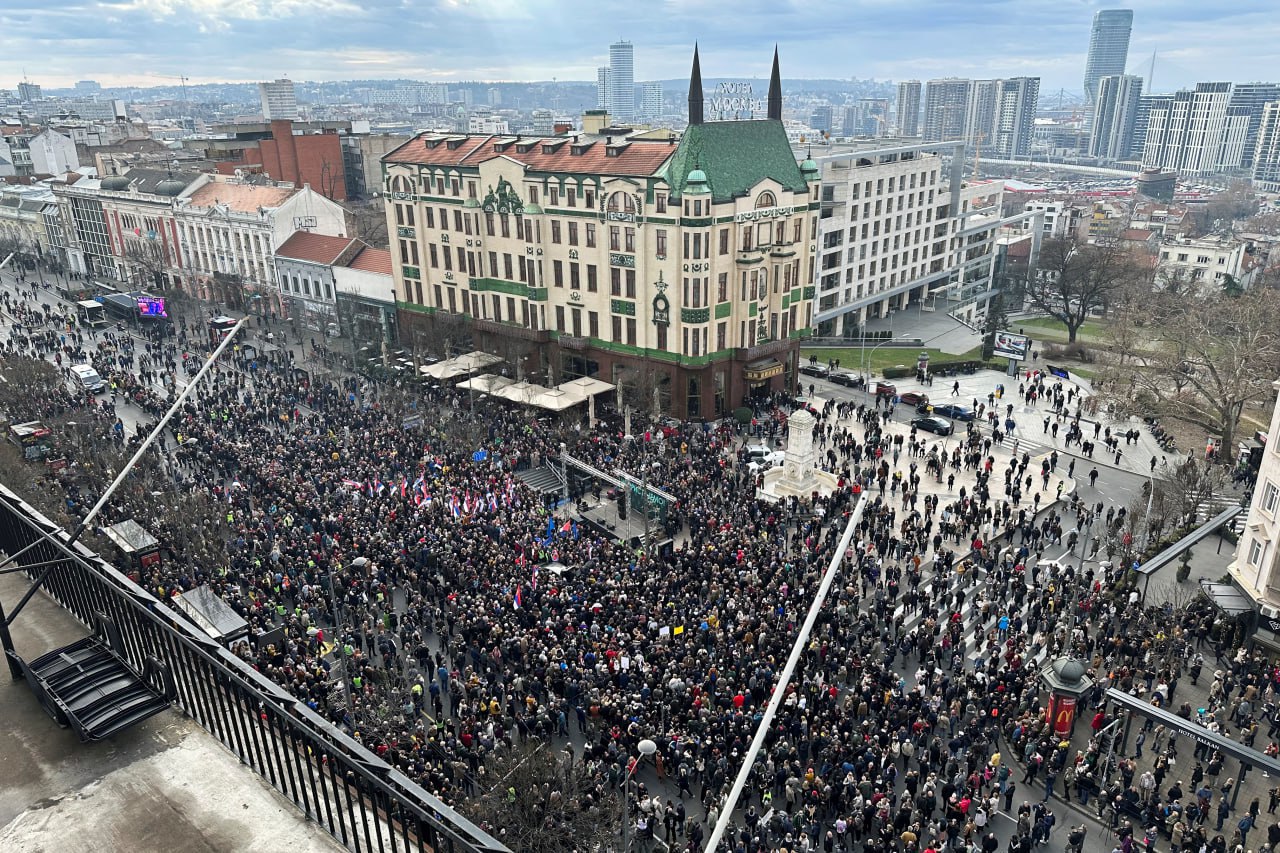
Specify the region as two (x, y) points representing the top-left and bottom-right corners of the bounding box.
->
(662, 120), (810, 203)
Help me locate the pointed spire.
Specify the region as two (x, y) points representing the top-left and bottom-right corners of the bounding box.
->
(767, 45), (782, 121)
(688, 43), (704, 126)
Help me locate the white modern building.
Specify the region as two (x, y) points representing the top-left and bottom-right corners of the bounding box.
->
(259, 79), (299, 122)
(1142, 83), (1251, 176)
(1090, 74), (1144, 161)
(1019, 198), (1086, 240)
(1252, 101), (1280, 192)
(1228, 380), (1280, 626)
(810, 139), (1039, 335)
(640, 82), (663, 120)
(608, 41), (635, 120)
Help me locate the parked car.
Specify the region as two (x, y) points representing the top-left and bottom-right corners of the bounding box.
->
(898, 391), (928, 407)
(873, 381), (897, 397)
(747, 450), (787, 473)
(911, 416), (953, 436)
(828, 371), (863, 388)
(743, 445), (773, 464)
(799, 364), (830, 378)
(916, 402), (976, 421)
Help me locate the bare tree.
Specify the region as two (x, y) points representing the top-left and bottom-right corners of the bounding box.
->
(458, 741), (617, 853)
(122, 237), (170, 291)
(1025, 237), (1144, 342)
(1103, 287), (1280, 463)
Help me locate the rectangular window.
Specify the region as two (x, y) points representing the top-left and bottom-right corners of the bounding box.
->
(625, 227), (635, 254)
(626, 318), (637, 346)
(551, 221), (562, 244)
(589, 311), (599, 338)
(625, 270), (636, 299)
(500, 216), (510, 238)
(610, 226), (621, 251)
(587, 265), (598, 293)
(503, 254), (513, 280)
(570, 262), (580, 289)
(550, 187), (560, 206)
(571, 308), (582, 337)
(716, 322), (727, 351)
(553, 260), (564, 287)
(718, 272), (728, 302)
(453, 210), (463, 231)
(1250, 537), (1264, 566)
(719, 228), (729, 255)
(1265, 481), (1279, 515)
(656, 229), (668, 258)
(656, 195), (667, 214)
(610, 268), (621, 296)
(555, 305), (565, 331)
(567, 187), (577, 207)
(586, 223), (597, 248)
(612, 315), (622, 342)
(424, 208), (435, 228)
(568, 221), (578, 245)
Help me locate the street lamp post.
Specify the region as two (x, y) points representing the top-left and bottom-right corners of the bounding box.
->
(620, 738), (656, 852)
(860, 309), (896, 386)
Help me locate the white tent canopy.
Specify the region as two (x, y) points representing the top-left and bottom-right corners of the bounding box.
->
(456, 374), (516, 395)
(557, 376), (616, 396)
(417, 351), (505, 379)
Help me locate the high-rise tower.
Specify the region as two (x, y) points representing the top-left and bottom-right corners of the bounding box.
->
(1083, 10), (1133, 104)
(609, 40), (635, 120)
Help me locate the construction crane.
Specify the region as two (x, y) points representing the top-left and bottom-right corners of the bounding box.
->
(146, 73), (190, 104)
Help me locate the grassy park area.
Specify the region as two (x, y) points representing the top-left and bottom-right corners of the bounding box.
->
(800, 344), (984, 374)
(1013, 316), (1111, 344)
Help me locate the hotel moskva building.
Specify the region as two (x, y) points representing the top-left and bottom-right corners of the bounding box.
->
(383, 49), (819, 419)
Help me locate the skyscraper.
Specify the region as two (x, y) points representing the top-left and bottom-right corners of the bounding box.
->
(1090, 74), (1144, 160)
(1083, 9), (1134, 104)
(963, 80), (1002, 149)
(994, 77), (1040, 158)
(641, 82), (663, 119)
(609, 40), (635, 120)
(922, 79), (971, 142)
(596, 67), (612, 111)
(259, 78), (299, 121)
(1252, 101), (1280, 191)
(896, 81), (921, 136)
(843, 99), (889, 137)
(1229, 83), (1280, 168)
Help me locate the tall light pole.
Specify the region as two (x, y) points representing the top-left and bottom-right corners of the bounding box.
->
(620, 738), (656, 851)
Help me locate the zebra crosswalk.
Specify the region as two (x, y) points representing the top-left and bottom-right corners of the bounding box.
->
(1193, 492), (1247, 534)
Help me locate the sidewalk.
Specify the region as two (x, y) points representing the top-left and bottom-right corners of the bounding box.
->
(885, 367), (1184, 479)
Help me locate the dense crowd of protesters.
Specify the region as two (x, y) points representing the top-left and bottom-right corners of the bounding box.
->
(1, 267), (1277, 853)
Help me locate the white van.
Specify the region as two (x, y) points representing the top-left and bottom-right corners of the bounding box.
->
(69, 364), (107, 394)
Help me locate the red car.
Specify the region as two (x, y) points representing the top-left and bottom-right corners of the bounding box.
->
(899, 391), (928, 407)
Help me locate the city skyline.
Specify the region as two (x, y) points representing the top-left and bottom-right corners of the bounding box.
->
(2, 0), (1276, 95)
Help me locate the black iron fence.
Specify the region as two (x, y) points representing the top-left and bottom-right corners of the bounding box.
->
(0, 483), (509, 853)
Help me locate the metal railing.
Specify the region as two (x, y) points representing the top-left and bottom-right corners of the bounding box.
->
(0, 483), (509, 853)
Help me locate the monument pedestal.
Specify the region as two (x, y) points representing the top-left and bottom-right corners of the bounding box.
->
(759, 408), (839, 502)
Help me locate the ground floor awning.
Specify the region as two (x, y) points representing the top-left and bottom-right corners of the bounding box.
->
(1199, 580), (1256, 616)
(744, 358), (784, 382)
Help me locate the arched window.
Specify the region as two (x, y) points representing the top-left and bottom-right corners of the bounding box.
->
(607, 192), (636, 213)
(755, 191), (777, 209)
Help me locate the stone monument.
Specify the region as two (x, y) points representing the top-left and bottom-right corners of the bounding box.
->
(760, 407), (838, 501)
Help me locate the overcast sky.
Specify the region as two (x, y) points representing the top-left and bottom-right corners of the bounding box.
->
(3, 0), (1276, 96)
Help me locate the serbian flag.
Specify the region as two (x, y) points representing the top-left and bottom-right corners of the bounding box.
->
(399, 479), (408, 498)
(341, 478), (362, 489)
(560, 519), (572, 534)
(488, 492), (498, 511)
(513, 585), (522, 609)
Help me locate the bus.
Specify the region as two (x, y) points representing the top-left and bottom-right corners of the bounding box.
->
(208, 316), (238, 346)
(76, 299), (108, 329)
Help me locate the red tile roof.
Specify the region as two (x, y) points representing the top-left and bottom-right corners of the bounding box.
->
(345, 246), (393, 276)
(384, 134), (676, 177)
(1119, 229), (1157, 241)
(277, 231), (359, 265)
